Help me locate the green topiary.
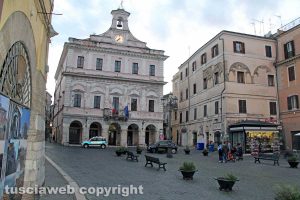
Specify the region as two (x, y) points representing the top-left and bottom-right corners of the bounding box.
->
(274, 185), (300, 200)
(179, 162), (196, 172)
(224, 173), (238, 182)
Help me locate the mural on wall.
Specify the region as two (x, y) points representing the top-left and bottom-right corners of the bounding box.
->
(0, 94), (30, 200)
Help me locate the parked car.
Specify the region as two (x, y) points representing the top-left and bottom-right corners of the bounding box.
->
(81, 136), (107, 149)
(147, 140), (177, 154)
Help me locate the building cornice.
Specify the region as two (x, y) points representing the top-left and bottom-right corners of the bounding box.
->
(276, 54), (300, 66)
(66, 42), (168, 61)
(62, 71), (167, 85)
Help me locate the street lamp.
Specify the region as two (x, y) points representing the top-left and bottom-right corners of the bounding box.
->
(161, 94), (178, 158)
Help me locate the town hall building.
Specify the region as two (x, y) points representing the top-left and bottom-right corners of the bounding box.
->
(52, 7), (168, 147)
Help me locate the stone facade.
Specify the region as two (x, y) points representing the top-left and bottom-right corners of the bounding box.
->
(53, 8), (167, 147)
(0, 0), (54, 199)
(276, 23), (300, 150)
(172, 31), (280, 149)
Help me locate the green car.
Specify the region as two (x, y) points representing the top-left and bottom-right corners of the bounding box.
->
(81, 136), (107, 149)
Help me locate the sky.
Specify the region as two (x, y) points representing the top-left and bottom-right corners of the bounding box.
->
(47, 0), (300, 100)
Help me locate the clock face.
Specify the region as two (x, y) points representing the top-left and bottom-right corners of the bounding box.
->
(115, 35), (124, 43)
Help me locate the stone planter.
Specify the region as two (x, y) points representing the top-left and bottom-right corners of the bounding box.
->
(180, 170), (196, 180)
(136, 149), (142, 154)
(116, 151), (122, 156)
(184, 149), (190, 155)
(288, 161), (299, 168)
(202, 152), (208, 156)
(215, 177), (238, 191)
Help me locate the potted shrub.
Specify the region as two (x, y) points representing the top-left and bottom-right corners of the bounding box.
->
(115, 147), (127, 156)
(179, 162), (197, 180)
(202, 148), (208, 156)
(215, 173), (239, 191)
(287, 155), (299, 168)
(184, 146), (190, 155)
(274, 184), (300, 200)
(136, 146), (143, 154)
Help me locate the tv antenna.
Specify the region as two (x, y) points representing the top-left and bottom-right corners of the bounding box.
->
(252, 19), (264, 35)
(250, 22), (256, 35)
(119, 0), (124, 9)
(274, 15), (282, 27)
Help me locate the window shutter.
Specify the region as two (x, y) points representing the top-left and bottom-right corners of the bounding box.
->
(284, 43), (288, 59)
(291, 41), (295, 57)
(242, 43), (245, 53)
(296, 95), (299, 109)
(233, 42), (236, 52)
(287, 96), (292, 110)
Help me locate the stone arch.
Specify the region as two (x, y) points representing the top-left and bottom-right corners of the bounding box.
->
(127, 124), (139, 146)
(229, 62), (251, 83)
(145, 124), (157, 145)
(71, 83), (85, 92)
(146, 90), (158, 98)
(110, 87), (123, 96)
(213, 62), (223, 73)
(69, 121), (82, 144)
(89, 122), (102, 138)
(253, 65), (272, 76)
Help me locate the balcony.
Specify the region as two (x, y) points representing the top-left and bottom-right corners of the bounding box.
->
(103, 108), (128, 121)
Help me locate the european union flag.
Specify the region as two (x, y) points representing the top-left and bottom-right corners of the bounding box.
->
(124, 105), (129, 118)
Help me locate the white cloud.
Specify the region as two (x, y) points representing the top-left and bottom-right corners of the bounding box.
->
(47, 0), (300, 99)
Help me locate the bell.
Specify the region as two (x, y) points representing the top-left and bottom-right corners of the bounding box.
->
(116, 21), (122, 28)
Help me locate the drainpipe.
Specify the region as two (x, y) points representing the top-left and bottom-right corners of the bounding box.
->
(274, 37), (283, 149)
(187, 60), (191, 146)
(219, 36), (226, 142)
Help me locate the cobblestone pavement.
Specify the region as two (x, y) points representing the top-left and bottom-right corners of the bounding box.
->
(45, 142), (300, 200)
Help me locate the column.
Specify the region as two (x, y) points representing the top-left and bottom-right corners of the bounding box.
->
(120, 129), (127, 147)
(139, 129), (145, 147)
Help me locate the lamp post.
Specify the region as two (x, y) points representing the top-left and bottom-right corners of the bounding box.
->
(161, 94), (178, 158)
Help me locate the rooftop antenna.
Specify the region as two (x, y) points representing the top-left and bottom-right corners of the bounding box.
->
(250, 22), (256, 35)
(274, 15), (282, 27)
(268, 18), (275, 33)
(119, 0), (124, 9)
(252, 19), (264, 35)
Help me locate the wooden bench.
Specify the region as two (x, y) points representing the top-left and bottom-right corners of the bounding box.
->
(254, 153), (280, 166)
(126, 151), (138, 162)
(145, 155), (167, 171)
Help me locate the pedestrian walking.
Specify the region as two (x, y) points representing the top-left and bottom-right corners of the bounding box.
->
(217, 143), (223, 163)
(222, 141), (228, 163)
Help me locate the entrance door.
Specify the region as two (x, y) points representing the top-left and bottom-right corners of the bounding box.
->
(145, 132), (149, 146)
(109, 131), (116, 145)
(193, 132), (197, 146)
(292, 131), (300, 150)
(127, 131), (133, 146)
(69, 128), (80, 144)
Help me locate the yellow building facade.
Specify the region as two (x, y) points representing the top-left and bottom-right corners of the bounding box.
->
(0, 0), (55, 199)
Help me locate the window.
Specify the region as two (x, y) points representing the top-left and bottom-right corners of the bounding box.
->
(214, 72), (219, 85)
(288, 66), (295, 81)
(212, 45), (219, 58)
(77, 56), (84, 68)
(268, 75), (275, 86)
(186, 111), (189, 122)
(180, 72), (183, 80)
(233, 41), (245, 53)
(180, 112), (182, 123)
(115, 60), (121, 72)
(185, 68), (188, 77)
(215, 101), (219, 115)
(269, 102), (277, 115)
(131, 98), (137, 111)
(180, 91), (183, 102)
(194, 108), (197, 120)
(204, 105), (207, 117)
(201, 53), (207, 64)
(203, 78), (207, 89)
(237, 71), (245, 83)
(149, 100), (154, 112)
(192, 61), (196, 72)
(132, 63), (139, 74)
(193, 83), (196, 94)
(284, 41), (295, 59)
(186, 88), (188, 99)
(96, 58), (103, 70)
(174, 111), (177, 120)
(94, 96), (101, 109)
(287, 95), (299, 110)
(265, 45), (272, 57)
(113, 97), (119, 111)
(239, 100), (247, 113)
(74, 94), (81, 107)
(149, 65), (155, 76)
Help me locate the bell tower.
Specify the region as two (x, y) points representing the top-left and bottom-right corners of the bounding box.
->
(110, 9), (130, 31)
